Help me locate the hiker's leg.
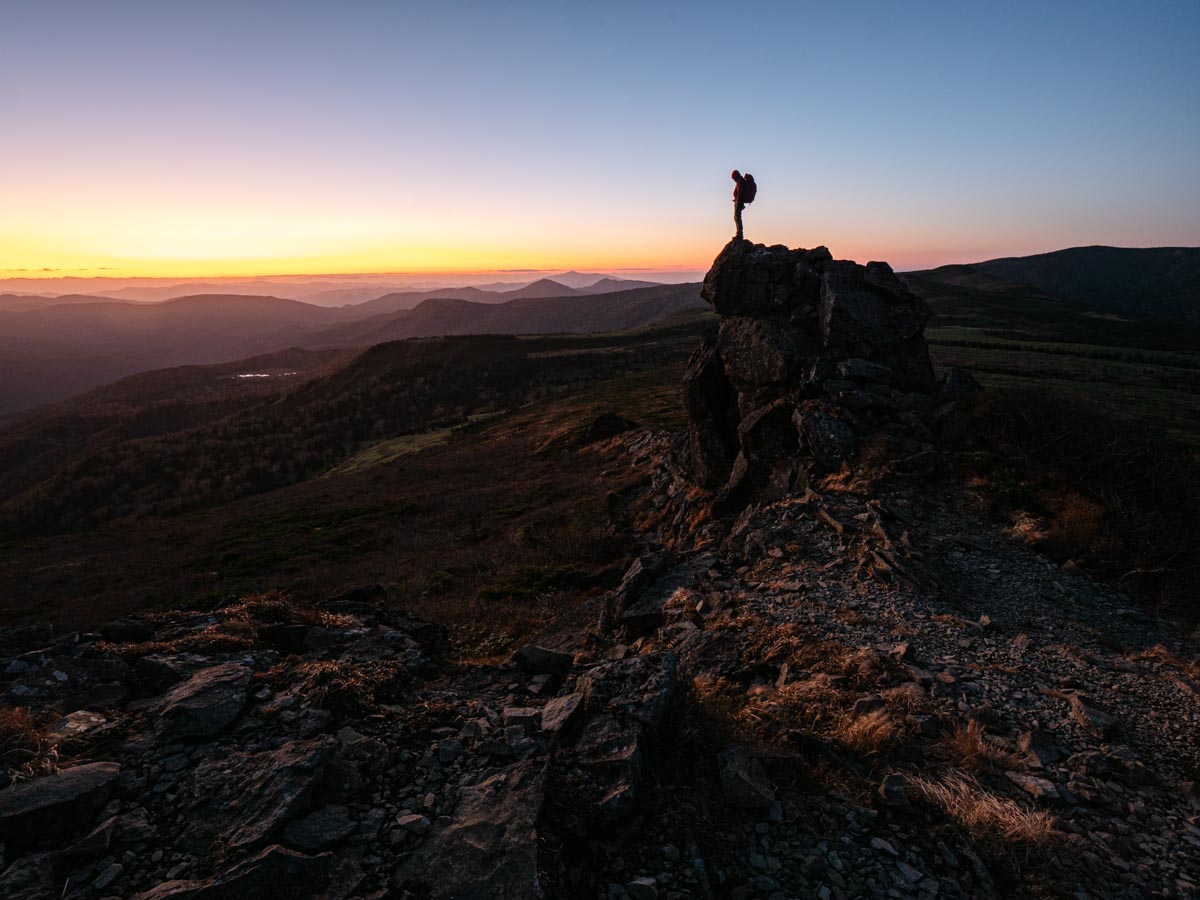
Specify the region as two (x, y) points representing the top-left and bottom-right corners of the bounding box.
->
(734, 202), (743, 238)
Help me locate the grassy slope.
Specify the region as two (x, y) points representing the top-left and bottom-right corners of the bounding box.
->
(0, 319), (705, 656)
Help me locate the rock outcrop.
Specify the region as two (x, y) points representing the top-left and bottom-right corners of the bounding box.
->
(685, 239), (960, 502)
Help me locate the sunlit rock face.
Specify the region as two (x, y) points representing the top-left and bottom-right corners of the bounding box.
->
(686, 238), (955, 500)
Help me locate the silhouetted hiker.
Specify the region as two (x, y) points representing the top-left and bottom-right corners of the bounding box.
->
(731, 170), (757, 239)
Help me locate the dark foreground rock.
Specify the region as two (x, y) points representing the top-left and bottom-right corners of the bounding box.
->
(393, 761), (547, 898)
(686, 238), (954, 502)
(155, 662), (251, 741)
(0, 761), (120, 849)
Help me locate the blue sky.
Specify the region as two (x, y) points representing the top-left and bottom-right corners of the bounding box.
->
(2, 0), (1198, 275)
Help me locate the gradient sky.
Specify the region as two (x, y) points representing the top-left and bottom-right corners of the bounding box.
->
(3, 0), (1198, 278)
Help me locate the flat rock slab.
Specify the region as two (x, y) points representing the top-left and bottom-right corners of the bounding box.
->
(0, 760), (120, 849)
(155, 663), (251, 741)
(541, 692), (583, 734)
(282, 804), (353, 852)
(184, 736), (336, 854)
(132, 844), (331, 900)
(394, 761), (546, 899)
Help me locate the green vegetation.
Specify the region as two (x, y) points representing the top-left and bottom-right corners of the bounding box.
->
(928, 327), (1200, 448)
(478, 565), (586, 601)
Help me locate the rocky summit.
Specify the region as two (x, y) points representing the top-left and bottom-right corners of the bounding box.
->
(684, 239), (962, 509)
(1, 242), (1199, 900)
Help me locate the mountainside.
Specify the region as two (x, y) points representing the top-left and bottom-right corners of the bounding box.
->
(3, 240), (1198, 899)
(0, 283), (693, 415)
(907, 246), (1200, 334)
(0, 314), (708, 537)
(314, 282), (704, 347)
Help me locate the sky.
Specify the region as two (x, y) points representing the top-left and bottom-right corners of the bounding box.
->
(2, 0), (1198, 280)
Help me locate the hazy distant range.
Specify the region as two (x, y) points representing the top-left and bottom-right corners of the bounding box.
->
(0, 269), (705, 306)
(0, 272), (707, 415)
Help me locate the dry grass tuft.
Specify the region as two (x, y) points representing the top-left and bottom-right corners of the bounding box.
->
(0, 708), (58, 781)
(936, 720), (1020, 773)
(277, 658), (410, 716)
(881, 682), (928, 714)
(735, 675), (844, 735)
(831, 708), (900, 757)
(1132, 644), (1200, 679)
(910, 772), (1058, 847)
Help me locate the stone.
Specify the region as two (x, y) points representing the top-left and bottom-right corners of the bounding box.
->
(0, 761), (120, 849)
(512, 644), (574, 676)
(438, 739), (463, 765)
(819, 260), (929, 349)
(1017, 728), (1061, 766)
(0, 851), (57, 900)
(397, 813), (432, 835)
(184, 736), (336, 853)
(851, 695), (887, 717)
(717, 316), (815, 391)
(393, 761), (546, 899)
(837, 357), (893, 384)
(701, 239), (822, 317)
(879, 773), (911, 811)
(155, 663), (251, 741)
(131, 844), (331, 900)
(626, 876), (659, 900)
(282, 805), (354, 852)
(502, 707), (542, 730)
(1005, 771), (1059, 803)
(541, 692), (584, 734)
(1069, 693), (1121, 738)
(795, 408), (857, 468)
(134, 655), (185, 694)
(49, 709), (108, 743)
(718, 744), (775, 809)
(578, 652), (677, 730)
(683, 328), (740, 488)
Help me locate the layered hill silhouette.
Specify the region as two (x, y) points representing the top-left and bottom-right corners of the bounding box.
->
(906, 245), (1200, 343)
(0, 283), (701, 415)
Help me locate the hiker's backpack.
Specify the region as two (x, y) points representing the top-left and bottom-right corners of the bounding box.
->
(742, 174), (757, 204)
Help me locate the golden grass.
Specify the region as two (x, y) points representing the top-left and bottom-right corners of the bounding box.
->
(830, 709), (900, 757)
(0, 708), (58, 780)
(935, 720), (1021, 773)
(275, 658), (410, 716)
(909, 773), (1058, 846)
(1132, 643), (1200, 678)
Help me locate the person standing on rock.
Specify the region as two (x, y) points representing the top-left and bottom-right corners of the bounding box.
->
(731, 170), (756, 240)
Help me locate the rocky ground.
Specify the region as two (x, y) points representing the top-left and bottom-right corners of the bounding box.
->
(2, 238), (1198, 898)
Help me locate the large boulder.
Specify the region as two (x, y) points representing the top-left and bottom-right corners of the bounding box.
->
(577, 652), (678, 729)
(701, 239), (828, 317)
(0, 761), (120, 849)
(683, 328), (740, 488)
(155, 663), (251, 742)
(819, 260), (930, 351)
(684, 238), (945, 503)
(393, 761), (546, 899)
(717, 316), (816, 393)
